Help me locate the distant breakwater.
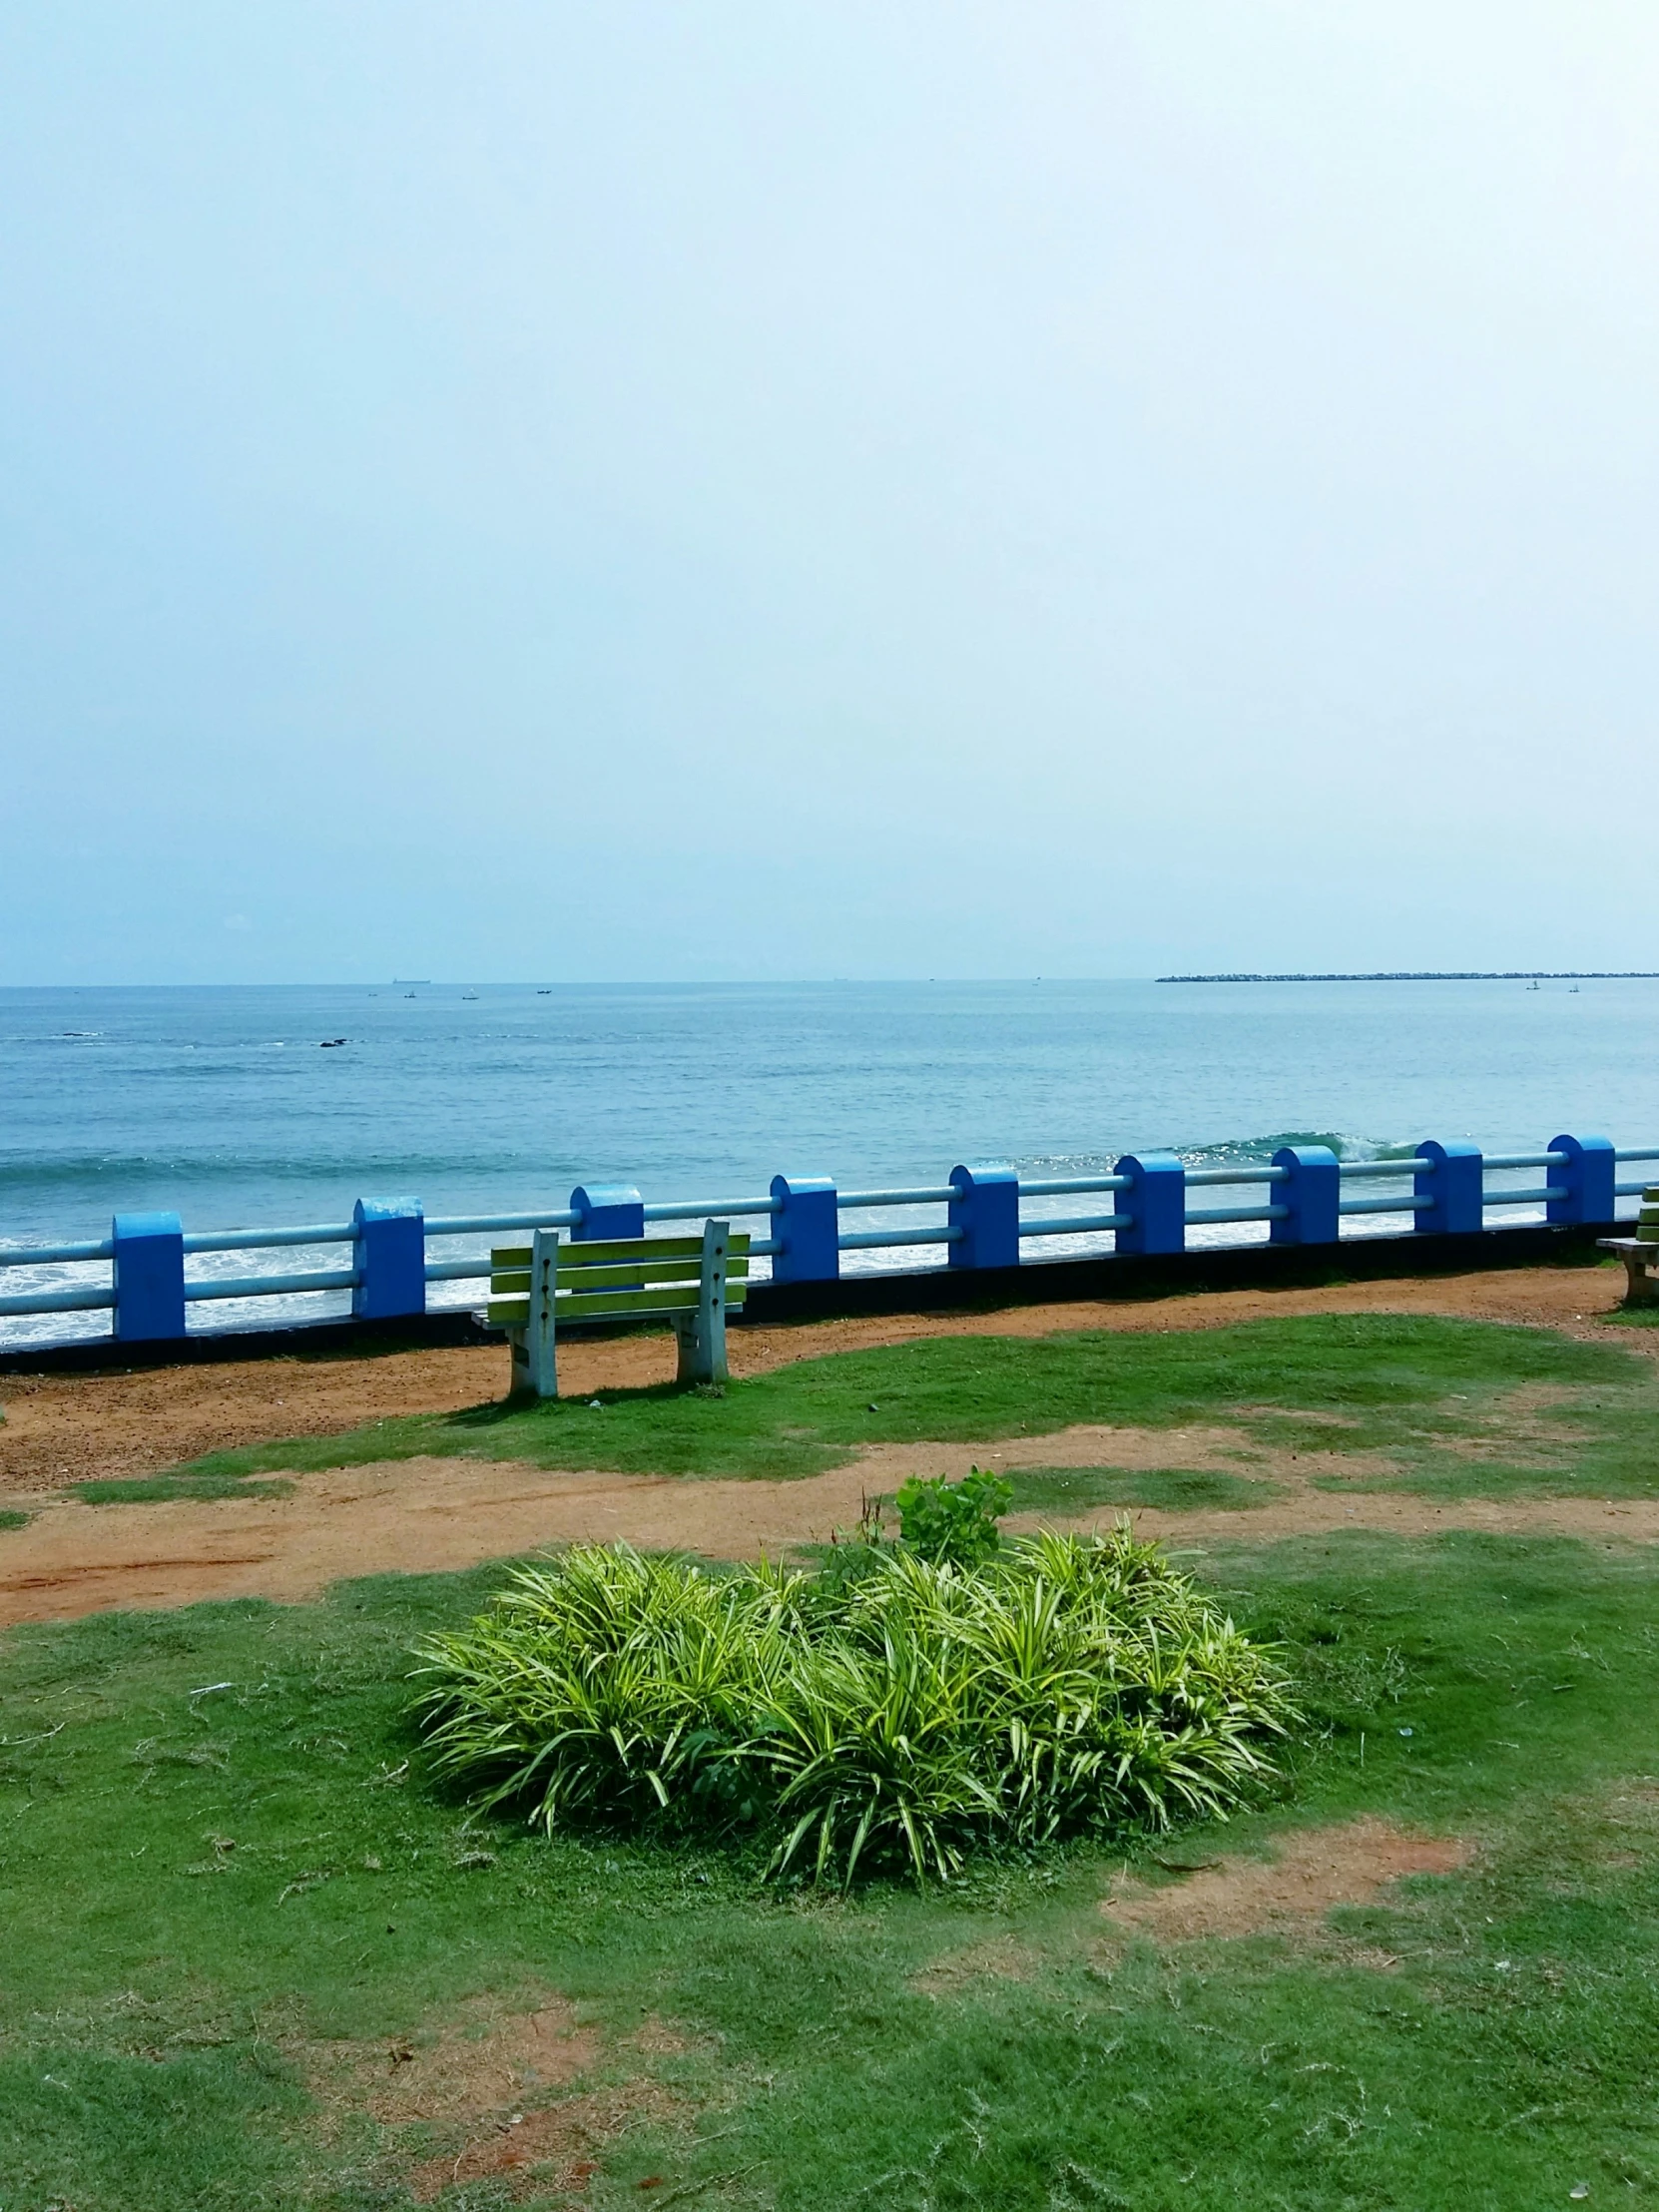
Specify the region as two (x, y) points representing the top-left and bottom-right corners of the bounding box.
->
(1160, 971), (1659, 984)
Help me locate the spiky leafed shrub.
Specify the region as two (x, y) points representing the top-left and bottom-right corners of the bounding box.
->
(412, 1528), (1293, 1884)
(413, 1545), (803, 1830)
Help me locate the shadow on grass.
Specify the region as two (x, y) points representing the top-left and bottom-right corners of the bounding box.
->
(72, 1472), (296, 1506)
(1005, 1465), (1281, 1514)
(442, 1378), (698, 1428)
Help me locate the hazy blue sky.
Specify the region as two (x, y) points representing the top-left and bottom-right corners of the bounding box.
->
(2, 5), (1655, 983)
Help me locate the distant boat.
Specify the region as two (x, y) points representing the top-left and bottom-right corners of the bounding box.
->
(403, 992), (416, 999)
(537, 988), (552, 995)
(319, 1037), (347, 1048)
(462, 992), (479, 1001)
(1527, 980), (1540, 990)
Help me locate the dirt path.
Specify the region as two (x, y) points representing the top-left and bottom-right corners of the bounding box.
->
(3, 1418), (1655, 1628)
(0, 1262), (1638, 1498)
(0, 1262), (1648, 1627)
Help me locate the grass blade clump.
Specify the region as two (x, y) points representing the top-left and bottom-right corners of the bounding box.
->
(413, 1527), (1293, 1883)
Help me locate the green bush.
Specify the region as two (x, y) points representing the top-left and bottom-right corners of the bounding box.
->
(413, 1528), (1292, 1884)
(893, 1465), (1013, 1567)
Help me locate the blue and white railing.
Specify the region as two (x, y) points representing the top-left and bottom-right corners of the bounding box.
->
(2, 1134), (1656, 1349)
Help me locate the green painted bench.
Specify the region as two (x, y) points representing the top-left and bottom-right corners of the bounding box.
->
(1598, 1184), (1659, 1308)
(487, 1219), (750, 1397)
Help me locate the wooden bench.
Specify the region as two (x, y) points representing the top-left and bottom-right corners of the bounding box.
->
(486, 1219), (750, 1397)
(1598, 1186), (1659, 1306)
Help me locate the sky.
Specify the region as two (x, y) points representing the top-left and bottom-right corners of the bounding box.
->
(2, 3), (1657, 984)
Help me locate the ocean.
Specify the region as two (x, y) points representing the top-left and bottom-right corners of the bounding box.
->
(3, 978), (1656, 1344)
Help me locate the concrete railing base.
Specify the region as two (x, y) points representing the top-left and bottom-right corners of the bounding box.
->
(0, 1220), (1620, 1378)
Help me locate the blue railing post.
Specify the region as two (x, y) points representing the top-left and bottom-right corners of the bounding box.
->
(570, 1184), (645, 1242)
(769, 1174), (839, 1282)
(1547, 1133), (1615, 1225)
(948, 1161), (1019, 1270)
(351, 1198), (426, 1319)
(1270, 1144), (1340, 1246)
(112, 1211), (186, 1342)
(1114, 1153), (1186, 1254)
(1413, 1140), (1482, 1235)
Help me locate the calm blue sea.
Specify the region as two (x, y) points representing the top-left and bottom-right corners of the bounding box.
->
(3, 979), (1656, 1342)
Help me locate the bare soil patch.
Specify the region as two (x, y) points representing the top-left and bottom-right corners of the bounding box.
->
(0, 1263), (1635, 1499)
(3, 1423), (1658, 1626)
(306, 1986), (684, 2206)
(1101, 1818), (1471, 1942)
(339, 1992), (600, 2125)
(407, 2081), (683, 2204)
(0, 1345), (504, 1498)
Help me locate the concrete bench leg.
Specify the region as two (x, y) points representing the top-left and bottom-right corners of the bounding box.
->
(511, 1227), (560, 1396)
(674, 1219), (731, 1385)
(1622, 1250), (1659, 1307)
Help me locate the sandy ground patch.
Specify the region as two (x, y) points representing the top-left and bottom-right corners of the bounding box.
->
(0, 1344), (505, 1496)
(911, 1934), (1045, 1996)
(407, 2081), (684, 2204)
(2, 1421), (1657, 1625)
(305, 1986), (679, 2206)
(327, 1992), (600, 2127)
(0, 1262), (1639, 1499)
(1101, 1817), (1471, 1942)
(407, 2078), (684, 2204)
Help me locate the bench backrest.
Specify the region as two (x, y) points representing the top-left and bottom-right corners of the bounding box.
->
(487, 1232), (751, 1330)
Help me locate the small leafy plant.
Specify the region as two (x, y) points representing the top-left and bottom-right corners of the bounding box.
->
(893, 1466), (1013, 1568)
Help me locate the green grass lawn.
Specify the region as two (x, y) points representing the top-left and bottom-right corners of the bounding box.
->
(13, 1311), (1659, 2206)
(4, 1527), (1659, 2209)
(79, 1311), (1659, 1507)
(1004, 1464), (1282, 1513)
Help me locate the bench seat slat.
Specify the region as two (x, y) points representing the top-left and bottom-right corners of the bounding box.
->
(492, 1235), (750, 1279)
(490, 1239), (716, 1276)
(557, 1233), (750, 1269)
(555, 1256), (750, 1291)
(561, 1284), (704, 1320)
(484, 1238), (752, 1274)
(489, 1286), (750, 1330)
(562, 1283), (750, 1317)
(559, 1235), (708, 1266)
(557, 1257), (703, 1290)
(491, 1271), (752, 1300)
(491, 1264), (751, 1296)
